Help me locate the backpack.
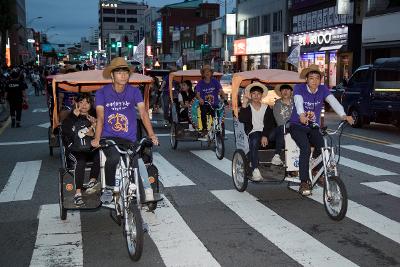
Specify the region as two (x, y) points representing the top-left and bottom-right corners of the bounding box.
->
(70, 116), (93, 152)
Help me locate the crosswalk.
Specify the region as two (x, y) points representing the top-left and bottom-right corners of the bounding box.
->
(1, 140), (400, 266)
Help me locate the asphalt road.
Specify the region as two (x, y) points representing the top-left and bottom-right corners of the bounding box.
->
(0, 86), (399, 267)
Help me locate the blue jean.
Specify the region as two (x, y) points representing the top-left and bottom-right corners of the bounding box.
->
(289, 124), (324, 182)
(248, 131), (262, 171)
(269, 125), (285, 155)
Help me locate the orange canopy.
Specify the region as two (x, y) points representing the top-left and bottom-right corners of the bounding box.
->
(231, 69), (305, 117)
(52, 70), (153, 129)
(168, 69), (223, 100)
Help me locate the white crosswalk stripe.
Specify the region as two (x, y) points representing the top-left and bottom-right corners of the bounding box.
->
(0, 160), (42, 202)
(153, 152), (196, 187)
(361, 181), (400, 199)
(212, 190), (357, 267)
(387, 144), (400, 149)
(142, 195), (220, 267)
(342, 145), (400, 164)
(30, 204), (83, 267)
(338, 157), (397, 176)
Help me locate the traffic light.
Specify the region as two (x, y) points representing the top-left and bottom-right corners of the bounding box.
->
(111, 42), (117, 48)
(126, 42), (133, 49)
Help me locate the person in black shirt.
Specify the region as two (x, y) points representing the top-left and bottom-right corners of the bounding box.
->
(4, 70), (27, 127)
(177, 80), (196, 121)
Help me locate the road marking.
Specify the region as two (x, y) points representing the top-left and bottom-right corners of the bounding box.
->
(306, 187), (400, 245)
(32, 108), (48, 113)
(157, 130), (233, 137)
(196, 153), (400, 245)
(142, 195), (220, 267)
(339, 157), (397, 176)
(212, 190), (357, 267)
(191, 150), (231, 176)
(30, 204), (83, 267)
(387, 144), (400, 149)
(338, 132), (391, 145)
(361, 181), (400, 199)
(153, 153), (196, 187)
(342, 145), (400, 164)
(0, 140), (48, 146)
(0, 161), (42, 202)
(37, 122), (51, 128)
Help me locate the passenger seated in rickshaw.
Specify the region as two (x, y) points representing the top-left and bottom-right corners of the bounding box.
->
(270, 84), (294, 166)
(195, 65), (225, 134)
(238, 82), (276, 181)
(61, 93), (100, 206)
(177, 80), (196, 122)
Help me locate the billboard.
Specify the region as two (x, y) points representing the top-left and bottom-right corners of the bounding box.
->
(233, 39), (246, 56)
(226, 14), (236, 35)
(156, 21), (162, 44)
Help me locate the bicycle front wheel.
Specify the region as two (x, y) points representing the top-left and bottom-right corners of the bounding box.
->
(124, 199), (144, 261)
(323, 176), (348, 221)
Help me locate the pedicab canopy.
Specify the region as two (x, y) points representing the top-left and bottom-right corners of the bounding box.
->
(51, 69), (153, 129)
(168, 69), (223, 100)
(231, 69), (305, 117)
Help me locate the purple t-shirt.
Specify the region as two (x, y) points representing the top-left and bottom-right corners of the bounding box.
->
(95, 84), (143, 142)
(195, 77), (222, 107)
(289, 83), (331, 125)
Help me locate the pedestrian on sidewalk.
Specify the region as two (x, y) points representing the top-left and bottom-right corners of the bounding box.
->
(4, 70), (28, 128)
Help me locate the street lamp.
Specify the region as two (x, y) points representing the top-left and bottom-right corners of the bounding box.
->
(27, 16), (43, 27)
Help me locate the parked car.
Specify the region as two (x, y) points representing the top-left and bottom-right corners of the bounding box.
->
(341, 57), (400, 128)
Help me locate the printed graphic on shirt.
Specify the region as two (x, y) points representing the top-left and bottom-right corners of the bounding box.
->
(105, 101), (131, 112)
(108, 113), (129, 132)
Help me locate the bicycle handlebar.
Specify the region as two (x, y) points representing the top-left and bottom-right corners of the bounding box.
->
(99, 137), (153, 155)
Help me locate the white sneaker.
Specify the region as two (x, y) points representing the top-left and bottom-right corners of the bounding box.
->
(271, 154), (283, 166)
(252, 168), (263, 181)
(145, 188), (154, 202)
(188, 124), (195, 131)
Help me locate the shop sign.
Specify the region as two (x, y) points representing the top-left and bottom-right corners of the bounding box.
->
(270, 33), (285, 53)
(146, 46), (152, 56)
(246, 35), (270, 55)
(233, 39), (246, 55)
(156, 21), (162, 44)
(288, 26), (348, 48)
(226, 14), (236, 35)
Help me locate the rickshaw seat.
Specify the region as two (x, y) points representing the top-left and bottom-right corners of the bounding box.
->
(258, 141), (276, 151)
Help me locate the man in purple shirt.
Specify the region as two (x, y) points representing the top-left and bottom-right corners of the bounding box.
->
(195, 65), (225, 133)
(91, 57), (159, 203)
(289, 64), (353, 196)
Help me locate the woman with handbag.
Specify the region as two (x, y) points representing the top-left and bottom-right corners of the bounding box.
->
(61, 93), (100, 206)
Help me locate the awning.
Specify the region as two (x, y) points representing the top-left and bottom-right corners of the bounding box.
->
(319, 45), (343, 51)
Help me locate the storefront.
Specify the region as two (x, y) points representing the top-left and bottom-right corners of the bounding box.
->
(233, 35), (271, 71)
(288, 26), (357, 88)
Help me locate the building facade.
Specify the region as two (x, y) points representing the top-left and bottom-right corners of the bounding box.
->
(8, 0), (28, 65)
(98, 0), (147, 59)
(361, 0), (400, 64)
(234, 0), (289, 71)
(158, 0), (219, 66)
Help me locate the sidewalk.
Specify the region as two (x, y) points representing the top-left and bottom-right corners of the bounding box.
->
(0, 101), (10, 134)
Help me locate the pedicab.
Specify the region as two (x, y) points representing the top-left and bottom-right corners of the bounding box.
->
(231, 69), (349, 220)
(45, 74), (58, 156)
(168, 69), (226, 159)
(52, 69), (161, 261)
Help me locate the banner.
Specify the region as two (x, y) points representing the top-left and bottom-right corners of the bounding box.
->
(132, 38), (145, 67)
(286, 45), (300, 69)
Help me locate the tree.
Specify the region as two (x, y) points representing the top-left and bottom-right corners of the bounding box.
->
(0, 0), (16, 67)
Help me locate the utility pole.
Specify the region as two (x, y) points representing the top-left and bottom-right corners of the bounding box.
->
(224, 0), (228, 73)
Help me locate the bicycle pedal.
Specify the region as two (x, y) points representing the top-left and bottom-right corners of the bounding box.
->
(142, 222), (149, 233)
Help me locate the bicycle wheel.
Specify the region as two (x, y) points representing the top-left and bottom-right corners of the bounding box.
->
(58, 169), (67, 220)
(170, 123), (178, 149)
(323, 176), (348, 221)
(124, 199), (144, 261)
(215, 132), (225, 160)
(232, 150), (248, 192)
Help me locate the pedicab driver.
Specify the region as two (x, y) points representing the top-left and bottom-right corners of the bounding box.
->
(239, 83), (276, 181)
(289, 64), (353, 196)
(91, 57), (159, 204)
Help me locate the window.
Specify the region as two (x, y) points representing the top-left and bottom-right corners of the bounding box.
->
(117, 17), (125, 23)
(248, 16), (260, 36)
(127, 18), (137, 23)
(118, 25), (124, 30)
(244, 20), (248, 36)
(130, 25), (135, 30)
(273, 11), (282, 32)
(127, 9), (137, 15)
(238, 20), (245, 35)
(103, 17), (115, 22)
(348, 70), (371, 91)
(375, 70), (400, 89)
(103, 8), (115, 14)
(117, 9), (125, 14)
(262, 14), (271, 34)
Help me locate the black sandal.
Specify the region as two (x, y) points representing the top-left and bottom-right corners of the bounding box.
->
(74, 194), (84, 206)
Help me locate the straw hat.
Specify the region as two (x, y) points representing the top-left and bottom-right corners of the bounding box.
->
(103, 57), (132, 79)
(200, 64), (213, 76)
(244, 82), (268, 97)
(274, 84), (293, 98)
(299, 64), (324, 79)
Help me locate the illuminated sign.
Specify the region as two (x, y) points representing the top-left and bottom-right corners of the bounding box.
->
(288, 26), (348, 48)
(226, 14), (236, 35)
(146, 45), (152, 56)
(233, 39), (246, 55)
(156, 21), (162, 44)
(27, 39), (35, 43)
(246, 35), (270, 54)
